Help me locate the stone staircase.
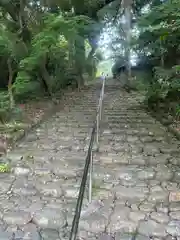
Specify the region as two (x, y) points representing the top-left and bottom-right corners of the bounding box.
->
(0, 82), (180, 240)
(0, 85), (101, 239)
(78, 84), (180, 240)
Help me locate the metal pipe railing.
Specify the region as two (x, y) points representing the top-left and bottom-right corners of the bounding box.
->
(88, 73), (105, 203)
(69, 74), (106, 240)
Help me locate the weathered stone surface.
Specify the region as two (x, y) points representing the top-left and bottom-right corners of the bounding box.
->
(135, 234), (149, 240)
(129, 211), (146, 222)
(143, 145), (160, 156)
(0, 181), (12, 194)
(79, 212), (108, 233)
(150, 212), (170, 224)
(98, 233), (114, 240)
(148, 155), (170, 165)
(36, 182), (63, 197)
(127, 136), (139, 142)
(32, 207), (66, 229)
(139, 202), (155, 212)
(0, 230), (13, 240)
(155, 165), (173, 181)
(114, 185), (148, 201)
(169, 203), (180, 211)
(115, 233), (135, 240)
(110, 207), (130, 222)
(64, 186), (79, 198)
(51, 162), (79, 178)
(12, 178), (37, 196)
(3, 210), (32, 225)
(148, 186), (168, 203)
(108, 219), (137, 234)
(20, 223), (41, 240)
(14, 166), (30, 176)
(77, 230), (96, 239)
(166, 221), (180, 236)
(165, 235), (177, 240)
(34, 168), (51, 176)
(156, 203), (169, 214)
(106, 205), (138, 233)
(129, 155), (146, 165)
(81, 200), (104, 218)
(138, 220), (167, 237)
(136, 168), (155, 180)
(169, 211), (180, 220)
(162, 182), (178, 191)
(40, 229), (60, 240)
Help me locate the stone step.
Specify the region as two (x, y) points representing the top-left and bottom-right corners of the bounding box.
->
(57, 123), (94, 128)
(105, 123), (158, 129)
(103, 112), (148, 117)
(105, 116), (153, 120)
(103, 120), (156, 124)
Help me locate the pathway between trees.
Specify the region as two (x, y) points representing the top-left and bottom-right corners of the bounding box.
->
(0, 82), (180, 240)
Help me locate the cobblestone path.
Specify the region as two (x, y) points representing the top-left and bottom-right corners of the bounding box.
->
(0, 83), (180, 240)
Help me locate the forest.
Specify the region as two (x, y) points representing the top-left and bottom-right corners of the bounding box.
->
(0, 0), (179, 126)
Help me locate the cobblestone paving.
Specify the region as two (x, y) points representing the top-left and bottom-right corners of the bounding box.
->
(0, 83), (180, 240)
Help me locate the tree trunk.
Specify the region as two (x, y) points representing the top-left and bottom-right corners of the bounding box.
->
(160, 39), (164, 67)
(7, 58), (14, 109)
(122, 0), (132, 87)
(40, 55), (52, 97)
(74, 38), (85, 89)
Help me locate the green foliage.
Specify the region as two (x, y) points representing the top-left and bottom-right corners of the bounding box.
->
(0, 0), (106, 124)
(145, 66), (180, 105)
(134, 0), (180, 109)
(13, 73), (41, 100)
(0, 163), (10, 173)
(12, 14), (97, 97)
(0, 91), (23, 122)
(0, 91), (12, 123)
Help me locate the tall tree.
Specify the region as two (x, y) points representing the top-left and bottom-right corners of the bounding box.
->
(122, 0), (132, 85)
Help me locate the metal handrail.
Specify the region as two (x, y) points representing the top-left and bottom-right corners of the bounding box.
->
(69, 75), (106, 240)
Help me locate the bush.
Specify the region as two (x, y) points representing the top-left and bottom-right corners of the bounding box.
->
(145, 66), (180, 106)
(0, 91), (11, 123)
(0, 91), (24, 123)
(13, 73), (42, 102)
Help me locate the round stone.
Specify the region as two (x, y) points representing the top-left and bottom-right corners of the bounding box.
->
(139, 202), (155, 212)
(129, 211), (146, 222)
(169, 203), (180, 212)
(3, 210), (31, 225)
(169, 211), (180, 220)
(138, 220), (167, 237)
(155, 165), (173, 181)
(14, 167), (30, 176)
(150, 212), (170, 224)
(36, 182), (63, 197)
(79, 212), (108, 233)
(166, 221), (180, 236)
(137, 168), (155, 180)
(40, 229), (60, 240)
(32, 207), (66, 229)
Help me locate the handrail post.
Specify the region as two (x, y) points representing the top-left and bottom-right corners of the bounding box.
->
(99, 100), (102, 121)
(96, 113), (99, 146)
(88, 150), (93, 203)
